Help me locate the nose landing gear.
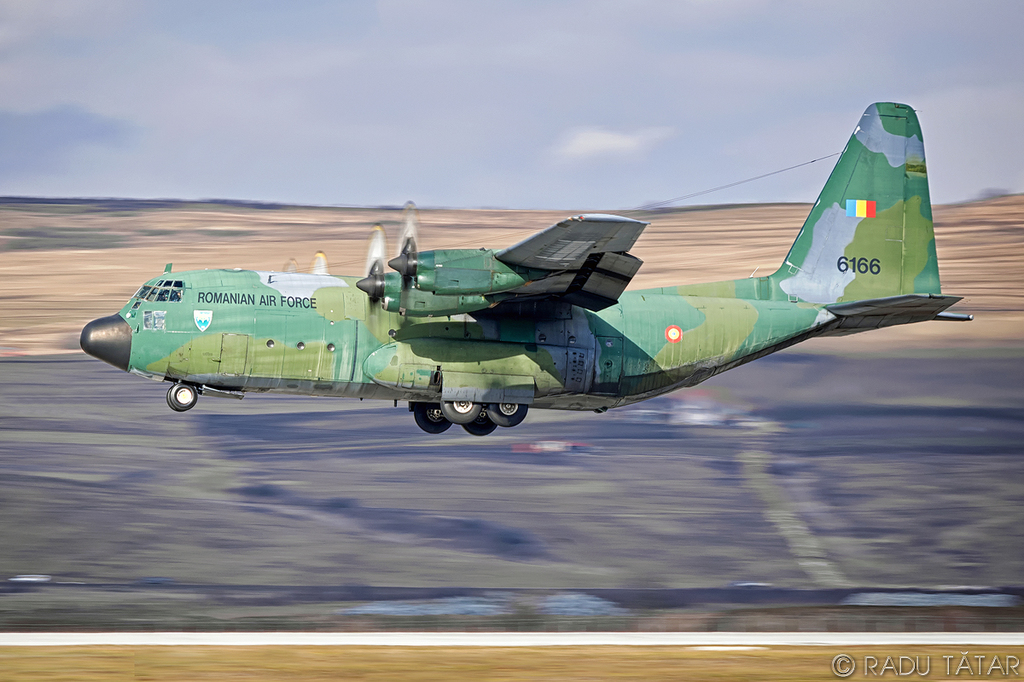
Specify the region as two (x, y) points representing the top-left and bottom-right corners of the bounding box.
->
(166, 383), (199, 412)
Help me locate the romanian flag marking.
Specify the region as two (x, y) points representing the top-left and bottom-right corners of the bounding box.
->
(665, 325), (683, 343)
(846, 199), (876, 218)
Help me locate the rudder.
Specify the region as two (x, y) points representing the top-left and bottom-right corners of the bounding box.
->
(773, 102), (940, 304)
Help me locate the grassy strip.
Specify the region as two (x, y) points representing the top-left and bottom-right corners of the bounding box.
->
(1, 646), (1017, 681)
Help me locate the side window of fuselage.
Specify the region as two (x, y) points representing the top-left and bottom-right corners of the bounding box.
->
(143, 310), (166, 330)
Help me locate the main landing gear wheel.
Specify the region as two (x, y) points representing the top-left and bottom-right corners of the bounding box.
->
(413, 403), (452, 434)
(462, 412), (497, 436)
(166, 383), (198, 412)
(486, 403), (528, 428)
(440, 400), (482, 425)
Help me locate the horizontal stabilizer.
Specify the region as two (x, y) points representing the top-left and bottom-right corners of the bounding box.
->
(823, 294), (966, 335)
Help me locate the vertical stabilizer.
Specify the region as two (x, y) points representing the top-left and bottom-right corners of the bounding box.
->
(774, 103), (940, 304)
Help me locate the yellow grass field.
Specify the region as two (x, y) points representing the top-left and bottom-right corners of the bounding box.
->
(0, 645), (1017, 681)
(1, 196), (1022, 355)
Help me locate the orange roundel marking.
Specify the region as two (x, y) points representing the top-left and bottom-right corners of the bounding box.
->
(665, 325), (683, 343)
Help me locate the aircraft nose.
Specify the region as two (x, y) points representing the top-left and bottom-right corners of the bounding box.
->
(80, 314), (132, 371)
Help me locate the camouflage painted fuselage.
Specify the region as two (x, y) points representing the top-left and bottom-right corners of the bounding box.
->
(120, 269), (831, 410)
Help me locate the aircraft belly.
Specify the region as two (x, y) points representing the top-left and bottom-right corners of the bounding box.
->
(361, 337), (594, 404)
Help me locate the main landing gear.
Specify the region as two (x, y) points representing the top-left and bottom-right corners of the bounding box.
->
(411, 401), (528, 436)
(166, 383), (199, 412)
(412, 403), (451, 434)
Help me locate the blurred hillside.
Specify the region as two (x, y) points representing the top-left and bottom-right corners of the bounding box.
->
(0, 196), (1021, 355)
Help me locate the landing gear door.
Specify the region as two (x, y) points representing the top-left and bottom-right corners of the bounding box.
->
(594, 336), (622, 394)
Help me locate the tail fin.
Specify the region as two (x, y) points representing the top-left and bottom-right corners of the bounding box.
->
(774, 102), (940, 304)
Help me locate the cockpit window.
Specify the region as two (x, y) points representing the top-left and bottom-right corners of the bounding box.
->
(136, 282), (184, 302)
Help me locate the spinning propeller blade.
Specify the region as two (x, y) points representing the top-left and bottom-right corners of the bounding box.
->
(389, 201), (419, 278)
(356, 224), (389, 300)
(310, 251), (329, 275)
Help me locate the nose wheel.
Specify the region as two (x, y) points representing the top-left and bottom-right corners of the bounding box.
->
(166, 383), (199, 412)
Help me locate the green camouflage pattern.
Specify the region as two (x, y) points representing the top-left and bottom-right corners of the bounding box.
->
(104, 103), (954, 413)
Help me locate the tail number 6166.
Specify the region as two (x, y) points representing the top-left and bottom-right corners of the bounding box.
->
(837, 256), (880, 275)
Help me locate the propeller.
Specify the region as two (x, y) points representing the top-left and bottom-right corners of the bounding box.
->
(388, 201), (419, 278)
(280, 253), (329, 275)
(356, 224), (389, 300)
(310, 251), (329, 275)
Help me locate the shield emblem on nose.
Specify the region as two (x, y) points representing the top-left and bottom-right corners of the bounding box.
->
(194, 310), (213, 332)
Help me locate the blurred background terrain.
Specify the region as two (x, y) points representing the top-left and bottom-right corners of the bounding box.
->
(2, 195), (1021, 355)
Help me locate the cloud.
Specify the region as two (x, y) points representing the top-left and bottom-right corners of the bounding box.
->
(0, 1), (1021, 206)
(0, 0), (135, 53)
(551, 126), (675, 162)
(0, 105), (135, 179)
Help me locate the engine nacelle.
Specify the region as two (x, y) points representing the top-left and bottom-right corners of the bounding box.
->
(414, 250), (530, 295)
(376, 249), (552, 316)
(379, 271), (497, 317)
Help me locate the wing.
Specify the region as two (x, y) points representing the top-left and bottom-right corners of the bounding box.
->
(497, 213), (647, 269)
(495, 214), (648, 311)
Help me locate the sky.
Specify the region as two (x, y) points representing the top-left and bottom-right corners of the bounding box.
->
(1, 0), (1022, 209)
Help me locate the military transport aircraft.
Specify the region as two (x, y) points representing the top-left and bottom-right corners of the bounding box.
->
(81, 102), (971, 436)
